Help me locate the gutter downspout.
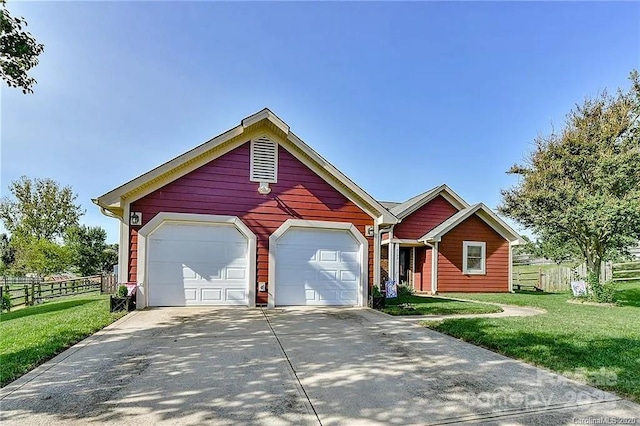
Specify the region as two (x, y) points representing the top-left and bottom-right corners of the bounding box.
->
(508, 241), (515, 293)
(431, 241), (439, 294)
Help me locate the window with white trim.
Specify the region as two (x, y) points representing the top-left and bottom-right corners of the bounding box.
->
(250, 137), (278, 183)
(463, 241), (486, 274)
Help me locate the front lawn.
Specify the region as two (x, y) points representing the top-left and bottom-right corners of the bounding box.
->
(427, 280), (640, 403)
(0, 294), (127, 387)
(382, 294), (502, 316)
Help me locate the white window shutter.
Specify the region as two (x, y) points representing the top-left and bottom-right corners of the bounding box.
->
(250, 137), (278, 183)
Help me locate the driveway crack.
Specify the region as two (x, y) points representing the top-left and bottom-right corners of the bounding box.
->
(260, 307), (322, 425)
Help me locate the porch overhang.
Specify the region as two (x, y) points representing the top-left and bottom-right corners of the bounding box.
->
(381, 238), (426, 247)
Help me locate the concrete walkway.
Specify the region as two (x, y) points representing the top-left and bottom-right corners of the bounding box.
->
(395, 295), (545, 322)
(1, 307), (638, 425)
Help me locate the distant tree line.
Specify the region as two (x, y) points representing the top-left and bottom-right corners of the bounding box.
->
(0, 176), (117, 277)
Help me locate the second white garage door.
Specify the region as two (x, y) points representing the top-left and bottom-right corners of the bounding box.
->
(274, 228), (362, 306)
(147, 222), (249, 306)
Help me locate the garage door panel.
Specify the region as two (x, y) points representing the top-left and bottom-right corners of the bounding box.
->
(148, 240), (227, 263)
(319, 250), (338, 262)
(275, 227), (361, 306)
(226, 267), (247, 280)
(147, 222), (249, 306)
(201, 288), (222, 302)
(279, 228), (358, 246)
(153, 222), (244, 241)
(227, 242), (248, 260)
(184, 288), (198, 302)
(226, 288), (247, 302)
(317, 288), (338, 301)
(276, 247), (317, 263)
(339, 251), (359, 264)
(148, 262), (187, 284)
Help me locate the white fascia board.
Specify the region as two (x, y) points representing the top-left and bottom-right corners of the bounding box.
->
(242, 108), (290, 134)
(475, 205), (523, 243)
(95, 108), (398, 226)
(393, 184), (470, 220)
(389, 238), (424, 246)
(439, 186), (471, 209)
(419, 205), (481, 242)
(377, 214), (398, 226)
(390, 185), (443, 218)
(96, 124), (245, 207)
(419, 203), (523, 244)
(286, 132), (398, 224)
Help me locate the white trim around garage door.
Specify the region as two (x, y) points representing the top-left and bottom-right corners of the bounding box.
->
(136, 213), (257, 308)
(268, 219), (368, 308)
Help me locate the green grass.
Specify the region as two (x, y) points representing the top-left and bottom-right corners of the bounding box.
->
(382, 294), (502, 316)
(427, 280), (640, 403)
(0, 294), (127, 387)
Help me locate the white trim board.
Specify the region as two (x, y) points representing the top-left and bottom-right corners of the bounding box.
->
(268, 219), (368, 308)
(462, 241), (487, 275)
(136, 213), (257, 309)
(420, 203), (523, 244)
(94, 108), (397, 225)
(389, 184), (469, 219)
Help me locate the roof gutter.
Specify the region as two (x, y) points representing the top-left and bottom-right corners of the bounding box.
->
(92, 198), (124, 220)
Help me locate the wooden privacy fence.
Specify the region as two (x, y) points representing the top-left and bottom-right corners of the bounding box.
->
(573, 262), (613, 282)
(512, 267), (576, 292)
(100, 274), (119, 294)
(1, 274), (119, 310)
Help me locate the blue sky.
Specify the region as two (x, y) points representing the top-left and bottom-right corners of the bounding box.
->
(1, 1), (639, 243)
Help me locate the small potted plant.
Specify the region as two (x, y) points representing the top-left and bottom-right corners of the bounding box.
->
(371, 285), (386, 309)
(110, 285), (136, 312)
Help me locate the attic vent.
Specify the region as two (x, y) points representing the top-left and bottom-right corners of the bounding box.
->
(250, 137), (278, 183)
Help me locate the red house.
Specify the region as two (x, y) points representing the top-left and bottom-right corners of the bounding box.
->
(94, 109), (521, 308)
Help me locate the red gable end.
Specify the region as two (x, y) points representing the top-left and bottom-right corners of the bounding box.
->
(128, 142), (374, 304)
(393, 195), (458, 240)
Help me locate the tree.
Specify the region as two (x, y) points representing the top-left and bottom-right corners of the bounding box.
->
(500, 71), (640, 280)
(528, 235), (579, 265)
(1, 0), (44, 93)
(0, 176), (84, 241)
(0, 233), (16, 274)
(101, 243), (119, 273)
(65, 225), (110, 276)
(11, 236), (71, 277)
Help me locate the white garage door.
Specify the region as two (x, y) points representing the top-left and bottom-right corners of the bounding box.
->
(275, 228), (361, 306)
(147, 222), (249, 306)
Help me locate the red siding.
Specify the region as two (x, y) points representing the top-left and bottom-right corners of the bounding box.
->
(437, 215), (509, 292)
(128, 142), (374, 304)
(394, 196), (459, 239)
(413, 247), (432, 293)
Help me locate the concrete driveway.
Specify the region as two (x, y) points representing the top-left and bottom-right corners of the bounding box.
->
(1, 308), (638, 425)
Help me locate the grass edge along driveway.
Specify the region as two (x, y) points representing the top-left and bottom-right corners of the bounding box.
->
(382, 294), (502, 316)
(0, 294), (127, 387)
(425, 281), (640, 403)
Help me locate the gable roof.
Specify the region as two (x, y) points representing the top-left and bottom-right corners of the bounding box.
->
(389, 184), (469, 219)
(93, 108), (398, 225)
(379, 201), (401, 210)
(419, 203), (523, 244)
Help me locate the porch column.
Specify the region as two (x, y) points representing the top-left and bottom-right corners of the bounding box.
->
(388, 242), (400, 286)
